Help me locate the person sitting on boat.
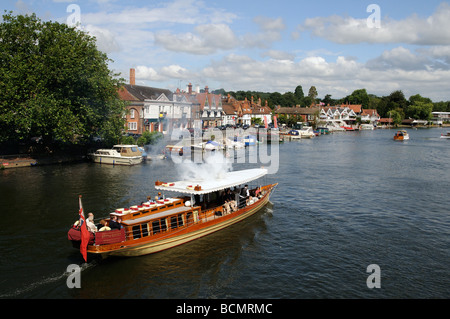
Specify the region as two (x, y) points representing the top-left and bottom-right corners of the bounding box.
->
(229, 200), (237, 212)
(99, 220), (111, 232)
(86, 213), (98, 233)
(157, 192), (163, 200)
(223, 200), (231, 214)
(109, 215), (121, 230)
(247, 196), (255, 206)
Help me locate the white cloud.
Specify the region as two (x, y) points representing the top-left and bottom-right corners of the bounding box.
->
(82, 0), (236, 26)
(84, 24), (121, 53)
(297, 3), (450, 45)
(253, 16), (285, 32)
(262, 50), (295, 61)
(193, 51), (450, 100)
(135, 65), (191, 82)
(242, 16), (285, 48)
(154, 16), (286, 54)
(154, 24), (238, 55)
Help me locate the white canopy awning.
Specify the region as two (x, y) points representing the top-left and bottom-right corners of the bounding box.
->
(155, 168), (268, 195)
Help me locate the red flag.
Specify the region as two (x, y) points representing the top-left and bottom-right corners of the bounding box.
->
(78, 196), (90, 262)
(264, 116), (268, 129)
(274, 116), (278, 129)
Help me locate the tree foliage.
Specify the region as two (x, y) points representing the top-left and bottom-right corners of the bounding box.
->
(0, 12), (126, 146)
(226, 83), (444, 123)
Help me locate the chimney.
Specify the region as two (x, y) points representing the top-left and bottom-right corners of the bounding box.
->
(205, 86), (209, 94)
(188, 83), (192, 94)
(130, 68), (135, 85)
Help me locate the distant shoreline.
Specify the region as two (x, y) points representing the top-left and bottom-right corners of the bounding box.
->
(1, 125), (449, 169)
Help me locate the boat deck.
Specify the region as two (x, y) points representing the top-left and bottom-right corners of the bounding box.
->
(121, 205), (196, 226)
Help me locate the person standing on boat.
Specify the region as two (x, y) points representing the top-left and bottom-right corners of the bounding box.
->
(86, 213), (97, 233)
(239, 185), (249, 208)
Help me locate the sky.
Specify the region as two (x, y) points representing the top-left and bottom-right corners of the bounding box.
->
(4, 0), (450, 101)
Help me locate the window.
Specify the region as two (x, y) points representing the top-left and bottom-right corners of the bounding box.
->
(130, 109), (135, 119)
(132, 225), (141, 239)
(128, 122), (137, 131)
(152, 220), (160, 234)
(160, 218), (167, 232)
(142, 224), (149, 237)
(170, 216), (178, 230)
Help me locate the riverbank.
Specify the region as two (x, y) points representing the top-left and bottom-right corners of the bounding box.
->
(0, 154), (87, 169)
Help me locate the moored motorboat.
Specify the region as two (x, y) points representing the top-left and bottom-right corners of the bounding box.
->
(359, 124), (375, 130)
(298, 127), (315, 138)
(394, 130), (410, 141)
(68, 168), (277, 260)
(89, 144), (143, 165)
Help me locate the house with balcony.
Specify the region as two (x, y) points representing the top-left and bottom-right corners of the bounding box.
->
(319, 106), (358, 126)
(360, 109), (380, 124)
(431, 112), (450, 125)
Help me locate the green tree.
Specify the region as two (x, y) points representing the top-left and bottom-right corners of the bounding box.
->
(322, 94), (335, 106)
(283, 91), (297, 107)
(433, 101), (450, 112)
(408, 94), (432, 105)
(308, 86), (318, 105)
(0, 12), (126, 147)
(406, 101), (433, 120)
(388, 109), (404, 127)
(294, 85), (304, 103)
(344, 89), (370, 108)
(387, 90), (407, 112)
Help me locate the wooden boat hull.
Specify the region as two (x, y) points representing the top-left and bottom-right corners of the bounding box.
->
(86, 184), (276, 258)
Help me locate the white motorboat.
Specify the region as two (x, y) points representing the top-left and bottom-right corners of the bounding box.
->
(360, 124), (375, 130)
(298, 127), (316, 138)
(192, 140), (224, 151)
(89, 144), (143, 165)
(440, 132), (450, 139)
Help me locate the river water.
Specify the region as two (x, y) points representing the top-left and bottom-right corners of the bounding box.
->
(0, 128), (449, 299)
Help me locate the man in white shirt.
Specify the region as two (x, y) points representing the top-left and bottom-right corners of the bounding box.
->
(86, 213), (98, 233)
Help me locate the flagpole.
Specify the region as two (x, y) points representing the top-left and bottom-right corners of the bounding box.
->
(78, 195), (90, 263)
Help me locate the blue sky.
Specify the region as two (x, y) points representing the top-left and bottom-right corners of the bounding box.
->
(4, 0), (450, 101)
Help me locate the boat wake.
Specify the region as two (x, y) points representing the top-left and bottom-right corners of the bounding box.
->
(0, 261), (97, 298)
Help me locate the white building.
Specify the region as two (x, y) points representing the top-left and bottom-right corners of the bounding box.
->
(432, 112), (450, 125)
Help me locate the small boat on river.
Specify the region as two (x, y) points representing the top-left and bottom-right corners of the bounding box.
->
(68, 168), (277, 259)
(89, 144), (143, 165)
(440, 132), (450, 139)
(394, 130), (410, 141)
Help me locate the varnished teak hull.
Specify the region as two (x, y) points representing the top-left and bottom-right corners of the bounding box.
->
(87, 184), (276, 258)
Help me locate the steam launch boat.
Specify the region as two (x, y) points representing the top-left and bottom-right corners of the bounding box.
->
(89, 144), (143, 165)
(68, 168), (277, 259)
(393, 130), (410, 141)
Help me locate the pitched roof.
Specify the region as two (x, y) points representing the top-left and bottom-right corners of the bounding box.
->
(120, 84), (173, 101)
(275, 107), (320, 114)
(361, 109), (379, 116)
(342, 104), (362, 113)
(222, 104), (237, 115)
